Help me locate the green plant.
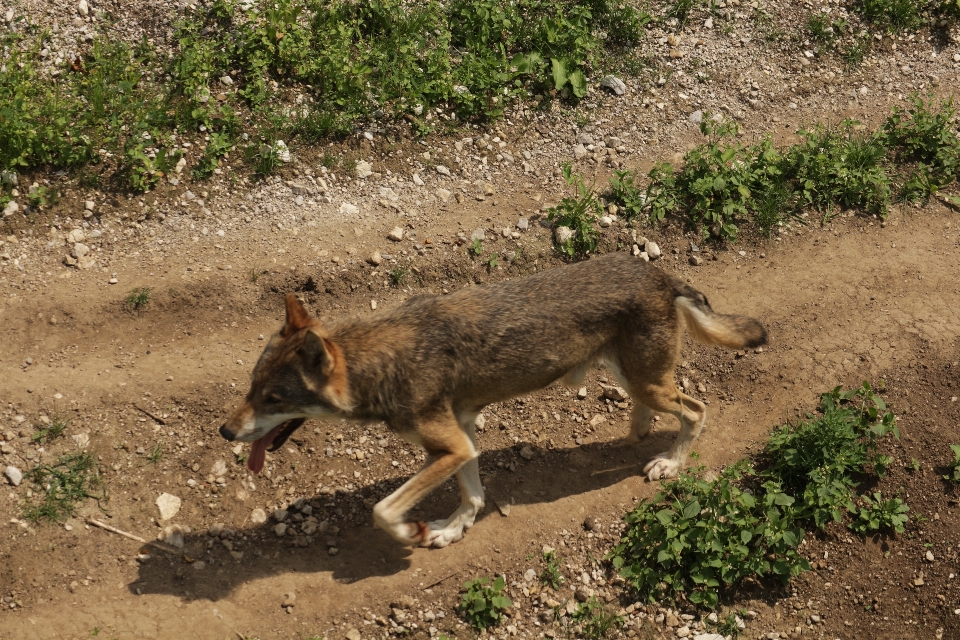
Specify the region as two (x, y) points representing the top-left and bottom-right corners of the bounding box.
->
(610, 461), (809, 609)
(22, 452), (104, 522)
(945, 445), (960, 483)
(712, 611), (743, 637)
(761, 382), (899, 528)
(27, 185), (49, 208)
(548, 164), (602, 256)
(883, 94), (960, 202)
(147, 443), (163, 464)
(32, 414), (70, 444)
(193, 131), (235, 180)
(783, 120), (891, 218)
(668, 0), (704, 28)
(389, 266), (409, 285)
(849, 491), (910, 533)
(910, 457), (921, 472)
(249, 263), (268, 283)
(125, 287), (152, 311)
(485, 252), (499, 269)
(459, 576), (513, 630)
(857, 0), (924, 31)
(468, 238), (483, 256)
(540, 550), (565, 589)
(570, 596), (623, 639)
(608, 169), (646, 221)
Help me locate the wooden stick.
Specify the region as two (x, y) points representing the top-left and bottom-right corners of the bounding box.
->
(133, 404), (166, 425)
(86, 518), (179, 555)
(87, 518), (147, 543)
(422, 569), (460, 590)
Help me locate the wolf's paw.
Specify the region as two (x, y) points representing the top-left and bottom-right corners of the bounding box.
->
(421, 520), (467, 548)
(643, 454), (680, 481)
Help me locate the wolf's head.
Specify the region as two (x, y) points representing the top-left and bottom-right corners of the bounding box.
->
(219, 294), (351, 473)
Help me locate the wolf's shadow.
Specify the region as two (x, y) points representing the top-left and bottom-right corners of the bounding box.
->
(130, 433), (673, 602)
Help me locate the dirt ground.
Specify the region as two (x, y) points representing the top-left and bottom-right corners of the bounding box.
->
(4, 3), (960, 639)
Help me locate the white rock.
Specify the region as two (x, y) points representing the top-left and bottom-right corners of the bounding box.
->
(274, 140), (290, 163)
(84, 200), (95, 212)
(72, 242), (90, 258)
(471, 229), (485, 241)
(175, 157), (187, 174)
(573, 144), (588, 160)
(644, 241), (661, 259)
(435, 165), (451, 177)
(355, 160), (373, 179)
(436, 188), (452, 203)
(367, 251), (383, 266)
(577, 386), (588, 399)
(211, 460), (227, 477)
(220, 75), (233, 86)
(599, 215), (613, 228)
(3, 201), (19, 217)
(704, 16), (714, 28)
(516, 217), (529, 230)
(71, 433), (90, 449)
(250, 508), (267, 524)
(158, 524), (188, 548)
(387, 227), (404, 242)
(524, 568), (537, 582)
(602, 386), (629, 401)
(600, 75), (627, 95)
(77, 0), (89, 17)
(926, 550), (935, 562)
(689, 110), (704, 123)
(156, 493), (181, 521)
(412, 173), (424, 186)
(638, 251), (649, 262)
(554, 226), (574, 245)
(576, 132), (595, 146)
(67, 229), (85, 243)
(339, 202), (359, 215)
(4, 466), (22, 486)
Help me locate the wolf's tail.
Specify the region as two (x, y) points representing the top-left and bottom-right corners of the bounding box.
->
(673, 283), (768, 350)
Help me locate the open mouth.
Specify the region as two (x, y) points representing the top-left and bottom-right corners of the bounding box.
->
(248, 418), (306, 474)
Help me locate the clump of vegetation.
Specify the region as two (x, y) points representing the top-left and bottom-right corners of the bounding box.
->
(548, 164), (603, 256)
(1, 0), (651, 188)
(945, 445), (960, 483)
(762, 382), (899, 528)
(849, 491), (910, 533)
(32, 413), (70, 444)
(125, 287), (152, 311)
(610, 461), (809, 609)
(147, 443), (163, 464)
(610, 383), (905, 608)
(459, 575), (513, 630)
(540, 550), (565, 589)
(570, 596), (623, 639)
(22, 452), (105, 522)
(389, 266), (409, 286)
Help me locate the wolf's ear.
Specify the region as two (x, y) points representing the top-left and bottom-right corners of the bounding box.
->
(282, 293), (312, 336)
(298, 330), (335, 375)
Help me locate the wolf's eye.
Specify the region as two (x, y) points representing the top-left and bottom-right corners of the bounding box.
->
(266, 393), (283, 404)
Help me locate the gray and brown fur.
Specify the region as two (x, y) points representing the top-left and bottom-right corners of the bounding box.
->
(220, 252), (767, 547)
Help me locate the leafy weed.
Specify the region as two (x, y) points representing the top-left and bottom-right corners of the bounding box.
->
(459, 576), (513, 630)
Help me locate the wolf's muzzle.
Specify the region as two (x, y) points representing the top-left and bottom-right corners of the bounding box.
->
(219, 424), (236, 441)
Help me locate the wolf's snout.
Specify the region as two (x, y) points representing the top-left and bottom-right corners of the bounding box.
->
(219, 424), (236, 441)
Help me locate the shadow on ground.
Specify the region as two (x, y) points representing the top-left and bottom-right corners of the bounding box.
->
(130, 432), (673, 601)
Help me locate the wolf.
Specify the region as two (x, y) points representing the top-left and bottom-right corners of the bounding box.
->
(219, 252), (767, 547)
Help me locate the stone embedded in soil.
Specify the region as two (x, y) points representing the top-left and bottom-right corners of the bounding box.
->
(470, 229), (485, 242)
(274, 523), (288, 537)
(689, 255), (703, 266)
(517, 217), (529, 230)
(273, 509), (289, 523)
(367, 251), (382, 266)
(2, 201), (18, 217)
(156, 493), (181, 521)
(281, 592), (296, 608)
(158, 524), (188, 548)
(600, 75), (627, 96)
(339, 202), (359, 216)
(644, 241), (662, 260)
(387, 227), (404, 242)
(355, 160), (373, 179)
(4, 465), (22, 486)
(554, 226), (574, 245)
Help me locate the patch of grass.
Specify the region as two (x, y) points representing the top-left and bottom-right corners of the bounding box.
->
(945, 445), (960, 483)
(22, 452), (104, 523)
(548, 164), (602, 256)
(857, 0), (925, 31)
(32, 413), (70, 444)
(540, 550), (565, 589)
(459, 575), (513, 631)
(570, 596), (623, 639)
(849, 491), (910, 533)
(249, 263), (268, 283)
(712, 611), (744, 637)
(125, 287), (152, 311)
(147, 443), (163, 464)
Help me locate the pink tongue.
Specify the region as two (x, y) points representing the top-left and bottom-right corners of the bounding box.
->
(247, 425), (283, 474)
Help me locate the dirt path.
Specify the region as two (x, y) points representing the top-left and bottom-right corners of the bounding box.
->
(2, 192), (959, 638)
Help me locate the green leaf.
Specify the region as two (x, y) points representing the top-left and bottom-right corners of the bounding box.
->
(682, 500), (701, 519)
(551, 58), (568, 91)
(740, 530), (752, 544)
(568, 70), (587, 98)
